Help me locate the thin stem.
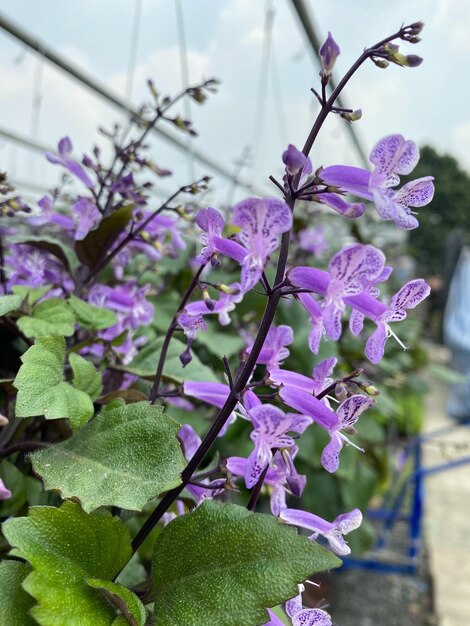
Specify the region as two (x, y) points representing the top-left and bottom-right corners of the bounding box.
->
(0, 441), (49, 459)
(222, 356), (234, 390)
(148, 263), (207, 403)
(316, 369), (364, 401)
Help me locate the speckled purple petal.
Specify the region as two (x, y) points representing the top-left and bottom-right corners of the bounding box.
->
(178, 424), (201, 460)
(365, 322), (388, 364)
(336, 394), (374, 429)
(321, 433), (343, 473)
(233, 197), (292, 256)
(369, 134), (404, 176)
(292, 609), (332, 626)
(395, 176), (435, 207)
(389, 279), (431, 316)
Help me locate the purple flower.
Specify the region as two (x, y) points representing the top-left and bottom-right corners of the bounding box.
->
(280, 507), (362, 555)
(233, 197), (293, 292)
(285, 587), (332, 626)
(227, 447), (306, 515)
(46, 136), (95, 189)
(184, 283), (243, 327)
(195, 207), (247, 266)
(319, 32), (340, 74)
(29, 195), (75, 231)
(349, 264), (393, 336)
(72, 198), (101, 240)
(246, 324), (294, 370)
(0, 478), (12, 500)
(183, 381), (259, 436)
(363, 278), (431, 363)
(320, 394), (374, 473)
(291, 244), (386, 341)
(282, 144), (307, 176)
(269, 357), (336, 398)
(6, 244), (73, 292)
(244, 404), (312, 488)
(321, 134), (435, 230)
(298, 226), (328, 258)
(279, 389), (372, 472)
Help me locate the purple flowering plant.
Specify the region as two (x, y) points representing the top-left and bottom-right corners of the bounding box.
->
(0, 21), (432, 625)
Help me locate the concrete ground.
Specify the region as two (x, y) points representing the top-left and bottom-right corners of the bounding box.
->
(422, 375), (470, 626)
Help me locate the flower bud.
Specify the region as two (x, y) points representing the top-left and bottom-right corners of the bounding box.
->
(282, 144), (306, 175)
(202, 288), (215, 311)
(372, 58), (389, 69)
(319, 32), (340, 74)
(340, 109), (362, 122)
(179, 345), (193, 367)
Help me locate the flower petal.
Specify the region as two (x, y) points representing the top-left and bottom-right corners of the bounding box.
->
(365, 321), (388, 364)
(321, 433), (343, 473)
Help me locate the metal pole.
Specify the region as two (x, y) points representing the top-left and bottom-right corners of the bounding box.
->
(0, 11), (262, 194)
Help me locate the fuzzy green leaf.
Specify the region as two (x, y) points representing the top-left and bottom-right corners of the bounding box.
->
(68, 295), (118, 331)
(152, 501), (341, 625)
(0, 294), (22, 317)
(30, 401), (185, 512)
(69, 352), (103, 401)
(17, 298), (76, 338)
(2, 501), (132, 626)
(14, 336), (94, 428)
(12, 285), (52, 306)
(0, 561), (36, 626)
(86, 579), (146, 626)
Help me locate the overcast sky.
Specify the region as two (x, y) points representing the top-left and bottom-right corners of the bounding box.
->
(0, 0), (466, 204)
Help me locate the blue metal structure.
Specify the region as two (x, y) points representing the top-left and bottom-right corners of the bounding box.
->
(341, 421), (470, 574)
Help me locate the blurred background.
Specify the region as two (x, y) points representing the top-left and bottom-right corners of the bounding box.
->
(1, 2), (470, 625)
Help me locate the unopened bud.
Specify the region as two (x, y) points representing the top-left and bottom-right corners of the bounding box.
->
(358, 382), (381, 397)
(319, 32), (340, 74)
(335, 382), (348, 402)
(404, 54), (423, 67)
(219, 284), (241, 295)
(147, 79), (159, 99)
(179, 345), (193, 367)
(202, 288), (215, 311)
(372, 58), (390, 69)
(407, 20), (425, 35)
(340, 109), (362, 122)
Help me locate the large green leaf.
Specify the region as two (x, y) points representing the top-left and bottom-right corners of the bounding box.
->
(2, 501), (132, 626)
(75, 205), (133, 268)
(14, 336), (94, 428)
(128, 336), (219, 383)
(86, 579), (146, 626)
(68, 295), (117, 331)
(30, 400), (185, 512)
(17, 299), (76, 338)
(0, 294), (22, 317)
(69, 352), (103, 401)
(0, 561), (36, 625)
(12, 285), (51, 306)
(152, 501), (341, 626)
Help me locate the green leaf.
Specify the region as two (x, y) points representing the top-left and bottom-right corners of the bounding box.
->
(0, 294), (22, 317)
(86, 579), (146, 626)
(12, 285), (52, 306)
(17, 299), (76, 338)
(197, 323), (244, 358)
(2, 501), (132, 626)
(30, 400), (185, 512)
(14, 336), (94, 428)
(128, 337), (219, 383)
(0, 460), (28, 517)
(68, 295), (118, 331)
(0, 561), (36, 626)
(69, 352), (103, 401)
(152, 501), (341, 626)
(75, 205), (133, 268)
